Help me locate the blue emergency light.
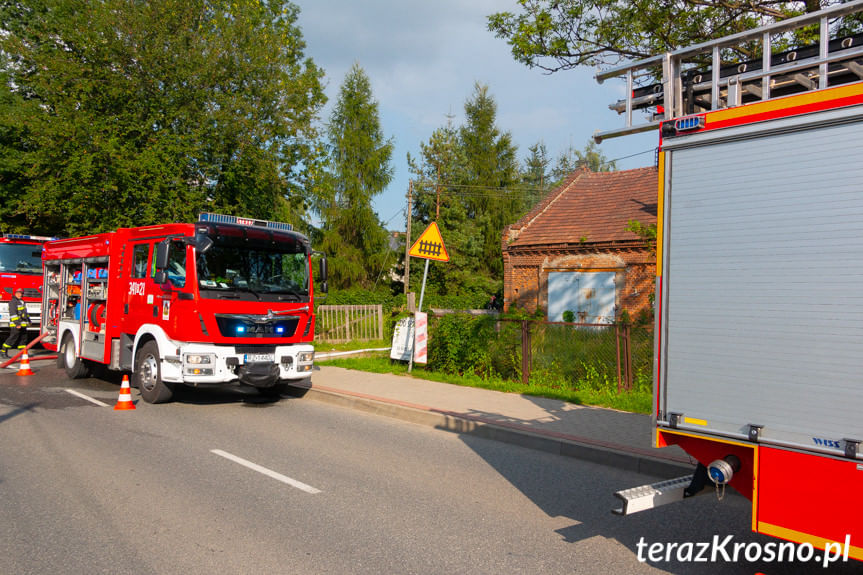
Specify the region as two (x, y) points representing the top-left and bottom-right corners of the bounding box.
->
(199, 212), (292, 231)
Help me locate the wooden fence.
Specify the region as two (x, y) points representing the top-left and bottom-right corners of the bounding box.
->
(316, 304), (384, 343)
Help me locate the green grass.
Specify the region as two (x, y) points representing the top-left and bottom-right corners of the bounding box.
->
(316, 353), (652, 414)
(314, 339), (391, 352)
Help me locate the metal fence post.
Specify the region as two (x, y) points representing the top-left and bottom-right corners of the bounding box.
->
(615, 323), (622, 394)
(625, 323), (633, 391)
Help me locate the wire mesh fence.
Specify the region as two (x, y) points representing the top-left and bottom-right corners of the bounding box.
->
(425, 313), (653, 394)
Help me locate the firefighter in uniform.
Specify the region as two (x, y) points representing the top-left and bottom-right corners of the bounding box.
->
(3, 287), (29, 357)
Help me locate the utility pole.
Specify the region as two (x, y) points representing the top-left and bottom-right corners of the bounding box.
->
(404, 180), (412, 294)
(435, 166), (441, 219)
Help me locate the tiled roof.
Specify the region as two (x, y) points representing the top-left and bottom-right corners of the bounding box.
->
(504, 166), (658, 249)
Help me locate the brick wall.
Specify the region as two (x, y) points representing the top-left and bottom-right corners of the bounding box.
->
(503, 246), (655, 320)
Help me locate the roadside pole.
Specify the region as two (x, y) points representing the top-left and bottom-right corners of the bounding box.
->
(406, 223), (448, 373)
(408, 258), (430, 373)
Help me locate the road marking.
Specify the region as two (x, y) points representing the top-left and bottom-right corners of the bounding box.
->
(210, 449), (321, 494)
(65, 389), (110, 407)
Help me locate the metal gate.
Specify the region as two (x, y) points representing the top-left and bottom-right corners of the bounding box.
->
(316, 305), (384, 343)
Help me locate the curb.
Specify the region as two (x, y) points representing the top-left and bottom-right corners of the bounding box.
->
(286, 381), (694, 479)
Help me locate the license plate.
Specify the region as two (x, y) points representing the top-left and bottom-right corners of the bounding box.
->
(245, 353), (274, 363)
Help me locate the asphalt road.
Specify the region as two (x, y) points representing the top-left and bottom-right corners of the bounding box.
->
(2, 362), (862, 575)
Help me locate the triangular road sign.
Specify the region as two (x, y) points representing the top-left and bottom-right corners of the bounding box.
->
(409, 222), (449, 262)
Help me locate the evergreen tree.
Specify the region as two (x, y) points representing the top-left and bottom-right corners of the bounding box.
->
(0, 0), (326, 235)
(521, 141), (551, 208)
(551, 140), (617, 184)
(407, 84), (522, 299)
(458, 84), (521, 278)
(320, 63), (393, 290)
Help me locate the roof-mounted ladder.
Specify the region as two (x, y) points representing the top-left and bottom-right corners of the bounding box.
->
(594, 0), (863, 142)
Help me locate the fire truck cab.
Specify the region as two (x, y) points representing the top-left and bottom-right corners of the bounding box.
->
(41, 213), (327, 403)
(0, 233), (54, 331)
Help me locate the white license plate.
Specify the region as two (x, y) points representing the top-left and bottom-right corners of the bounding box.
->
(245, 353), (274, 363)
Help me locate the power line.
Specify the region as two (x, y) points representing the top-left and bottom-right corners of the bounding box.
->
(408, 147), (657, 198)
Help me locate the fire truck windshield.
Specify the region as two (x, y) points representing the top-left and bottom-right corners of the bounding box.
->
(196, 244), (309, 302)
(0, 243), (43, 274)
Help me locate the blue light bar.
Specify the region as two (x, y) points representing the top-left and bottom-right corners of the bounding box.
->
(1, 233), (58, 241)
(199, 212), (292, 231)
(674, 115), (705, 133)
(276, 326), (285, 334)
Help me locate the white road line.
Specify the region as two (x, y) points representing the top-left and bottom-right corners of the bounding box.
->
(210, 449), (321, 494)
(64, 389), (111, 407)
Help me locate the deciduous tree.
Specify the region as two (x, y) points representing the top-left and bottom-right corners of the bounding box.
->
(488, 1), (854, 75)
(0, 0), (326, 235)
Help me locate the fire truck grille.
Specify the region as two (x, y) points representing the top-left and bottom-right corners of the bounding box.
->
(214, 315), (299, 338)
(3, 287), (41, 298)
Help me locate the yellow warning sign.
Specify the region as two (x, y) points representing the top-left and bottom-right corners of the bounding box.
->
(409, 222), (449, 262)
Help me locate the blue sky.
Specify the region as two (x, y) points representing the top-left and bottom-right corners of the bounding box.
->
(293, 0), (657, 231)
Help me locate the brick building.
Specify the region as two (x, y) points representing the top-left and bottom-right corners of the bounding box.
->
(501, 166), (657, 322)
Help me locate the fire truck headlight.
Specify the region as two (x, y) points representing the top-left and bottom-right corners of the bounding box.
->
(297, 351), (314, 364)
(184, 353), (215, 376)
(185, 353), (214, 365)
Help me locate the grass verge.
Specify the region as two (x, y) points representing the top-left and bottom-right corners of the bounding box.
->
(315, 350), (651, 414)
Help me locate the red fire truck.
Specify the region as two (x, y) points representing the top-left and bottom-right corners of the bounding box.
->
(596, 2), (863, 561)
(40, 213), (327, 403)
(0, 233), (54, 332)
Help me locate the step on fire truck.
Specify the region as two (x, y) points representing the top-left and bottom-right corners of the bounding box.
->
(0, 233), (54, 332)
(596, 1), (863, 560)
(40, 213), (327, 403)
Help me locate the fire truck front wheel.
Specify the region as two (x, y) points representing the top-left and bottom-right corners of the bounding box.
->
(61, 333), (91, 379)
(134, 341), (174, 404)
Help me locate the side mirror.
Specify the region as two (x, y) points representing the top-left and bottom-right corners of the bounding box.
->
(155, 241), (169, 269)
(320, 281), (328, 294)
(319, 256), (328, 283)
(153, 270), (167, 285)
(195, 235), (214, 253)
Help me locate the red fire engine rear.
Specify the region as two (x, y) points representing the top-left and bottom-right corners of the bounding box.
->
(595, 2), (863, 561)
(40, 213), (327, 403)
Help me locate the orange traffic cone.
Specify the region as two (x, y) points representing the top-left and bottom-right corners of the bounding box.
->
(114, 375), (136, 411)
(16, 350), (34, 376)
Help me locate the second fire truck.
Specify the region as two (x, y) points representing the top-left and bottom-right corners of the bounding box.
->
(40, 213), (327, 403)
(0, 233), (54, 332)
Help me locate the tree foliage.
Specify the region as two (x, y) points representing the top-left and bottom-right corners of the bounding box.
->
(551, 140), (616, 184)
(408, 84), (526, 300)
(487, 1), (855, 75)
(319, 63), (393, 290)
(0, 0), (326, 236)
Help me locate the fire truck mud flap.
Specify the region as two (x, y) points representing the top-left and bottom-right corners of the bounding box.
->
(237, 362), (281, 388)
